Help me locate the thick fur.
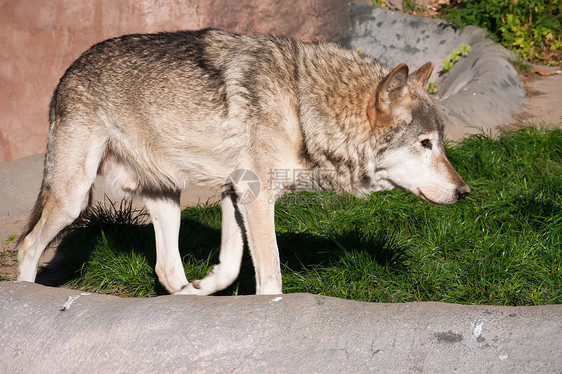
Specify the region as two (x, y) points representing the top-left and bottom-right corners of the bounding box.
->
(16, 29), (469, 295)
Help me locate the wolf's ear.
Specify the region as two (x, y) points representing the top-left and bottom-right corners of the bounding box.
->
(377, 64), (409, 105)
(367, 64), (409, 127)
(410, 62), (433, 88)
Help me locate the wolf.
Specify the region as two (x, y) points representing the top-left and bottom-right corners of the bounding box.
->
(16, 29), (469, 295)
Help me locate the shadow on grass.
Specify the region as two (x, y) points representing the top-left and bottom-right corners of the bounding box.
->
(36, 207), (410, 296)
(278, 230), (409, 274)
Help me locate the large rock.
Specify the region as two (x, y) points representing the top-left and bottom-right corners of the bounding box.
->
(1, 281), (560, 373)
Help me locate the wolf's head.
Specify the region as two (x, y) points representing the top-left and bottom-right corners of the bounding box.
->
(367, 62), (470, 205)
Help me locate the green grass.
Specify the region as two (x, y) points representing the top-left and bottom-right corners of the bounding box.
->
(56, 127), (561, 304)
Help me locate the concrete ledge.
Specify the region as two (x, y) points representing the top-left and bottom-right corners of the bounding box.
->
(1, 282), (560, 373)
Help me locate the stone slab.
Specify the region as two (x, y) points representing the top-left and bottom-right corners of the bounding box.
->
(1, 282), (560, 373)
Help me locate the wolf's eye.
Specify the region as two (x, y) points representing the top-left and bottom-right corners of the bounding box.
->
(421, 139), (432, 150)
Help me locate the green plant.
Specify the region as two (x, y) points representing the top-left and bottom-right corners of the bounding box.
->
(4, 234), (16, 245)
(403, 0), (425, 13)
(427, 82), (438, 94)
(441, 43), (472, 73)
(439, 0), (561, 64)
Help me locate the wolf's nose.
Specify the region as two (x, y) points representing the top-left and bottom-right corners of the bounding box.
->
(456, 184), (470, 200)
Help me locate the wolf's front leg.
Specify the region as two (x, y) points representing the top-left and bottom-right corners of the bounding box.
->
(176, 192), (245, 295)
(239, 193), (282, 295)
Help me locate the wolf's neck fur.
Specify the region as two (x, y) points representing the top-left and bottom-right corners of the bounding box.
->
(295, 43), (389, 196)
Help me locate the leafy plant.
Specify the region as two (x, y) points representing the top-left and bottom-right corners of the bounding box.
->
(4, 234), (16, 247)
(439, 0), (561, 64)
(427, 82), (438, 94)
(441, 43), (472, 73)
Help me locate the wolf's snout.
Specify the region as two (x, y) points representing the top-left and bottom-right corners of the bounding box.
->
(456, 183), (470, 200)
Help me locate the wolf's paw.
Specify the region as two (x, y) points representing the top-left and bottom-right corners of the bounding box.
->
(174, 280), (210, 295)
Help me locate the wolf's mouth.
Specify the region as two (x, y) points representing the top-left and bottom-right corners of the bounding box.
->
(415, 188), (444, 205)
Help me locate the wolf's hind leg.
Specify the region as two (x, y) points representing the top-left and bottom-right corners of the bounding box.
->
(17, 187), (92, 282)
(143, 191), (189, 293)
(17, 135), (104, 282)
(176, 192), (244, 295)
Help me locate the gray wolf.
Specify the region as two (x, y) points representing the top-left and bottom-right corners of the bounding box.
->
(16, 29), (469, 295)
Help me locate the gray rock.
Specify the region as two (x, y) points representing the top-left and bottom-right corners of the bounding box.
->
(1, 282), (560, 373)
